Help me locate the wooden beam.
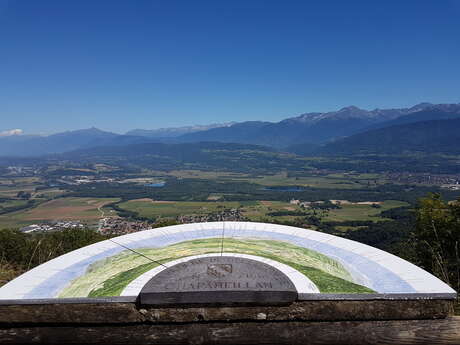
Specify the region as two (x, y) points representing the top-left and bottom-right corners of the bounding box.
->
(0, 299), (453, 324)
(1, 317), (459, 344)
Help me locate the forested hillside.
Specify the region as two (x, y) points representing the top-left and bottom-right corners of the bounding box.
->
(317, 118), (460, 155)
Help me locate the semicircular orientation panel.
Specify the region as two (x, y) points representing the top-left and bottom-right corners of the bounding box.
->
(122, 253), (319, 298)
(0, 222), (456, 300)
(137, 255), (300, 305)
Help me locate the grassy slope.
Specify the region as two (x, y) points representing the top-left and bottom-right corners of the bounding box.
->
(323, 200), (409, 222)
(60, 238), (374, 297)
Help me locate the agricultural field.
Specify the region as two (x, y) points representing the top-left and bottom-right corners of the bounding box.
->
(322, 200), (409, 222)
(163, 170), (249, 180)
(0, 177), (43, 198)
(146, 170), (389, 190)
(240, 200), (304, 222)
(0, 197), (119, 229)
(0, 177), (41, 185)
(34, 188), (67, 199)
(118, 199), (246, 219)
(116, 199), (408, 225)
(240, 172), (388, 189)
(0, 199), (29, 210)
(118, 199), (302, 222)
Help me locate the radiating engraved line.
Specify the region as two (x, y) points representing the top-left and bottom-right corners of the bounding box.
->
(109, 239), (168, 268)
(220, 221), (225, 256)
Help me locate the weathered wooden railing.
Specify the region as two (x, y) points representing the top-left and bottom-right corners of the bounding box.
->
(1, 296), (459, 344)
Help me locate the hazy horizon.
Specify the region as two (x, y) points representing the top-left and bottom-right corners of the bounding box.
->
(0, 101), (458, 136)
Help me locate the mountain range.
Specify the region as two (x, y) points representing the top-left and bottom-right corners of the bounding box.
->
(0, 102), (459, 157)
(316, 118), (460, 155)
(175, 103), (449, 148)
(126, 122), (236, 138)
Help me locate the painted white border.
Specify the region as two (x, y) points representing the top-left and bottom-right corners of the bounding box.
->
(120, 252), (320, 296)
(0, 221), (455, 299)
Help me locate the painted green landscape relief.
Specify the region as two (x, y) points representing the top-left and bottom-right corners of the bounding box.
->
(59, 238), (374, 298)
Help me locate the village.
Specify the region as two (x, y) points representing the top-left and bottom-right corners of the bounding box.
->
(387, 172), (460, 187)
(20, 220), (85, 233)
(177, 208), (245, 224)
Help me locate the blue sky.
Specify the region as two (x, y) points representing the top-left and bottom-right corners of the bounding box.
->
(0, 0), (459, 134)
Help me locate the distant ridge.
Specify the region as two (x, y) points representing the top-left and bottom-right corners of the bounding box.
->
(315, 117), (460, 155)
(126, 122), (236, 138)
(175, 103), (460, 148)
(0, 128), (155, 157)
(361, 108), (460, 131)
(0, 128), (118, 157)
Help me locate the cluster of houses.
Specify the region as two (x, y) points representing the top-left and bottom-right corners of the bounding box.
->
(177, 208), (244, 224)
(387, 172), (460, 186)
(20, 221), (85, 233)
(289, 199), (324, 208)
(98, 217), (152, 235)
(57, 175), (115, 185)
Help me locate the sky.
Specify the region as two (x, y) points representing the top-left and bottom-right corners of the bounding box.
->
(0, 0), (459, 134)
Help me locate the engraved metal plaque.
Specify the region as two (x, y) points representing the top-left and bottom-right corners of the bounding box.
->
(139, 256), (298, 305)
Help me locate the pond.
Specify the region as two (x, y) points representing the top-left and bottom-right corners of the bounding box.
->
(144, 182), (166, 188)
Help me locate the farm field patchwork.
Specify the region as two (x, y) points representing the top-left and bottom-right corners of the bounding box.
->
(240, 200), (304, 222)
(118, 199), (247, 219)
(118, 199), (300, 222)
(0, 177), (43, 198)
(0, 185), (39, 198)
(137, 170), (389, 190)
(0, 197), (119, 228)
(117, 199), (408, 224)
(163, 170), (249, 180)
(34, 188), (67, 199)
(322, 200), (409, 222)
(234, 172), (389, 189)
(0, 199), (29, 210)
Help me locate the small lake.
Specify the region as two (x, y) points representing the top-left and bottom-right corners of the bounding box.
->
(262, 186), (305, 192)
(144, 182), (166, 188)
